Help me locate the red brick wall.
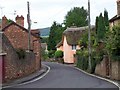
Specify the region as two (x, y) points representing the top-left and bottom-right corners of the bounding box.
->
(2, 16), (8, 29)
(4, 25), (28, 49)
(16, 15), (24, 27)
(4, 24), (41, 70)
(2, 33), (36, 83)
(33, 39), (41, 70)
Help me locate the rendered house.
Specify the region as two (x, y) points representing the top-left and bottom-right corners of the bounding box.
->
(109, 0), (120, 28)
(56, 26), (95, 64)
(1, 15), (41, 70)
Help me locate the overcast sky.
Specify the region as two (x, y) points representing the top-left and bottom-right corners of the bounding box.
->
(0, 0), (117, 29)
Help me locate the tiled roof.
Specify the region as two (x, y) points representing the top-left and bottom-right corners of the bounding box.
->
(2, 21), (40, 38)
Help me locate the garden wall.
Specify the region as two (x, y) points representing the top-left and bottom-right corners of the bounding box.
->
(2, 33), (36, 83)
(95, 55), (120, 80)
(95, 55), (108, 77)
(111, 61), (120, 80)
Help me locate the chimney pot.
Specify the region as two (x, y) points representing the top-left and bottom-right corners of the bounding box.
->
(2, 15), (8, 29)
(16, 15), (24, 27)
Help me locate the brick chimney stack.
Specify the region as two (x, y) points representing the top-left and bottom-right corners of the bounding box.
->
(117, 0), (120, 16)
(16, 15), (24, 27)
(2, 16), (8, 29)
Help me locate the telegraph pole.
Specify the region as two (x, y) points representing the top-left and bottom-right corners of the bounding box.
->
(27, 1), (31, 52)
(88, 0), (92, 72)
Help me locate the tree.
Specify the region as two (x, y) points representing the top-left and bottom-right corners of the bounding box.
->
(104, 9), (109, 27)
(95, 10), (109, 41)
(96, 13), (106, 40)
(54, 24), (65, 45)
(95, 16), (99, 34)
(48, 21), (65, 51)
(64, 7), (88, 27)
(48, 21), (57, 51)
(105, 26), (120, 61)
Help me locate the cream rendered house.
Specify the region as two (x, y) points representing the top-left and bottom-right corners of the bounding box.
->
(56, 26), (95, 64)
(109, 0), (120, 28)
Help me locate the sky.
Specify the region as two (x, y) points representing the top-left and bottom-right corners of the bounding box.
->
(0, 0), (117, 29)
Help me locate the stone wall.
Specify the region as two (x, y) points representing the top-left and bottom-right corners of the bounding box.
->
(2, 33), (36, 83)
(95, 55), (108, 77)
(111, 61), (120, 80)
(3, 24), (41, 70)
(95, 54), (120, 80)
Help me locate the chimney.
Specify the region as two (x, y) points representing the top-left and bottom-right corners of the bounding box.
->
(2, 16), (8, 29)
(16, 15), (24, 27)
(117, 0), (120, 16)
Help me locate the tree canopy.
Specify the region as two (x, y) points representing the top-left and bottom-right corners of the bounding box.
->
(48, 21), (65, 51)
(95, 9), (109, 41)
(64, 7), (88, 27)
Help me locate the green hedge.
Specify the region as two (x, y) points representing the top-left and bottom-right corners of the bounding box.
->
(105, 26), (120, 61)
(76, 49), (88, 71)
(54, 50), (63, 58)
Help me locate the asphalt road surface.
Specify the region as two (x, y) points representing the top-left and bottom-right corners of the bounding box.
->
(4, 62), (119, 89)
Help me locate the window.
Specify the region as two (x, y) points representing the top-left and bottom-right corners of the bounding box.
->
(72, 45), (76, 50)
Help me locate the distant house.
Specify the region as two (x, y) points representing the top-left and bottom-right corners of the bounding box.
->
(56, 26), (95, 64)
(41, 43), (48, 53)
(1, 15), (41, 70)
(109, 0), (120, 28)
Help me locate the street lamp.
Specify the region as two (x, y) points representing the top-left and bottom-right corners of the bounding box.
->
(88, 0), (92, 72)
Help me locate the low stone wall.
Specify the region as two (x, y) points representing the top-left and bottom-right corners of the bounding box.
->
(111, 61), (120, 80)
(95, 54), (120, 80)
(95, 56), (108, 77)
(2, 33), (36, 83)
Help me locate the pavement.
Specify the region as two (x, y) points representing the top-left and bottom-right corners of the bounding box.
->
(2, 64), (49, 88)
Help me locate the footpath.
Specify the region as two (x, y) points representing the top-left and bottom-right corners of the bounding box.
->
(2, 64), (49, 88)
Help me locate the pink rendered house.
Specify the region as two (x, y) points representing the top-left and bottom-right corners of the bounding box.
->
(56, 26), (95, 64)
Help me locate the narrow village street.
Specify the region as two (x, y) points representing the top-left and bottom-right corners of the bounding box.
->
(3, 62), (118, 89)
(0, 0), (120, 90)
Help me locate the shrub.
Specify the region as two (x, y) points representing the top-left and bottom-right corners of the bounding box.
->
(105, 26), (120, 61)
(76, 49), (88, 71)
(48, 50), (55, 58)
(54, 50), (63, 58)
(41, 48), (49, 61)
(16, 48), (26, 59)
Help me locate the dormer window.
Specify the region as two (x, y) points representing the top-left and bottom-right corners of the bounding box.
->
(72, 45), (76, 50)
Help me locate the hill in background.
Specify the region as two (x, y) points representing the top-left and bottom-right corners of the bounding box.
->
(39, 27), (50, 37)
